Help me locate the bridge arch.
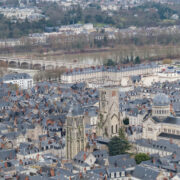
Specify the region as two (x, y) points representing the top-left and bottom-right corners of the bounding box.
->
(0, 60), (7, 67)
(9, 61), (17, 68)
(21, 62), (30, 69)
(33, 64), (42, 70)
(46, 65), (54, 70)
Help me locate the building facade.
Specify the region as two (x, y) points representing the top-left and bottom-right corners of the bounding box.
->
(66, 105), (86, 160)
(61, 63), (160, 84)
(3, 73), (33, 89)
(97, 87), (123, 138)
(143, 93), (180, 145)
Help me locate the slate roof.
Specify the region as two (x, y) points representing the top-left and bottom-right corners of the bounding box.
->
(64, 63), (158, 76)
(3, 73), (32, 81)
(92, 150), (108, 159)
(67, 103), (84, 116)
(132, 165), (160, 180)
(152, 116), (180, 125)
(0, 149), (16, 161)
(136, 139), (180, 153)
(73, 151), (89, 163)
(108, 154), (136, 169)
(107, 167), (124, 174)
(159, 132), (180, 140)
(153, 93), (170, 106)
(87, 167), (107, 176)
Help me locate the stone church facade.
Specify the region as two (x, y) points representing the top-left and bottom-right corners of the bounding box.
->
(97, 87), (123, 138)
(65, 105), (86, 160)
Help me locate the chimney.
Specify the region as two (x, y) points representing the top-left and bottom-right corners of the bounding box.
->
(19, 159), (23, 165)
(84, 167), (86, 173)
(36, 154), (40, 161)
(14, 117), (17, 126)
(16, 90), (19, 96)
(79, 172), (83, 179)
(99, 172), (103, 176)
(83, 153), (87, 161)
(170, 104), (174, 114)
(40, 167), (42, 174)
(173, 153), (176, 159)
(50, 168), (55, 177)
(1, 143), (5, 149)
(170, 172), (173, 178)
(16, 147), (19, 153)
(26, 93), (30, 100)
(4, 162), (7, 168)
(94, 133), (97, 139)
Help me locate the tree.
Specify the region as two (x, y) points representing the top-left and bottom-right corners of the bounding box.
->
(130, 54), (134, 62)
(104, 59), (116, 66)
(134, 56), (141, 64)
(85, 15), (92, 23)
(135, 153), (150, 164)
(108, 128), (130, 156)
(123, 117), (129, 125)
(162, 58), (172, 64)
(118, 127), (126, 139)
(95, 15), (103, 23)
(108, 136), (130, 156)
(0, 61), (8, 77)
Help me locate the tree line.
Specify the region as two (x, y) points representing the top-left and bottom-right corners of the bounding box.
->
(1, 1), (180, 39)
(0, 15), (45, 39)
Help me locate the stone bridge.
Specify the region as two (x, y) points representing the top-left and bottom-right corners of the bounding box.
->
(0, 57), (90, 70)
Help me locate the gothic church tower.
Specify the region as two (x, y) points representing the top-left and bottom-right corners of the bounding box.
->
(97, 87), (122, 138)
(66, 104), (86, 160)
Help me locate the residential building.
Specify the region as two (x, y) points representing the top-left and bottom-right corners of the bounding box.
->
(3, 73), (33, 89)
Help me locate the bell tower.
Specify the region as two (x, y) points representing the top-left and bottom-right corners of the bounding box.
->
(97, 87), (122, 138)
(66, 105), (86, 160)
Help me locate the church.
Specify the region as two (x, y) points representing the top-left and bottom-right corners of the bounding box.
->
(97, 87), (123, 138)
(65, 104), (87, 160)
(143, 93), (180, 145)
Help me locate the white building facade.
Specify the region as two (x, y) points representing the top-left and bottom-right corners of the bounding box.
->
(61, 63), (160, 85)
(3, 73), (33, 89)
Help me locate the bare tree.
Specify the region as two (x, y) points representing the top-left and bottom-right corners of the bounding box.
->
(0, 61), (8, 77)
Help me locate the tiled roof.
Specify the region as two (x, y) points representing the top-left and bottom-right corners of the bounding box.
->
(3, 73), (32, 81)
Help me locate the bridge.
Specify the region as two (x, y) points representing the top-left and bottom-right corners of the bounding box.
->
(0, 57), (91, 70)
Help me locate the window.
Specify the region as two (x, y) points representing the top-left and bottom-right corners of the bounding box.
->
(111, 126), (113, 134)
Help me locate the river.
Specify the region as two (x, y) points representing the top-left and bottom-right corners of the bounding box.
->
(2, 45), (180, 65)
